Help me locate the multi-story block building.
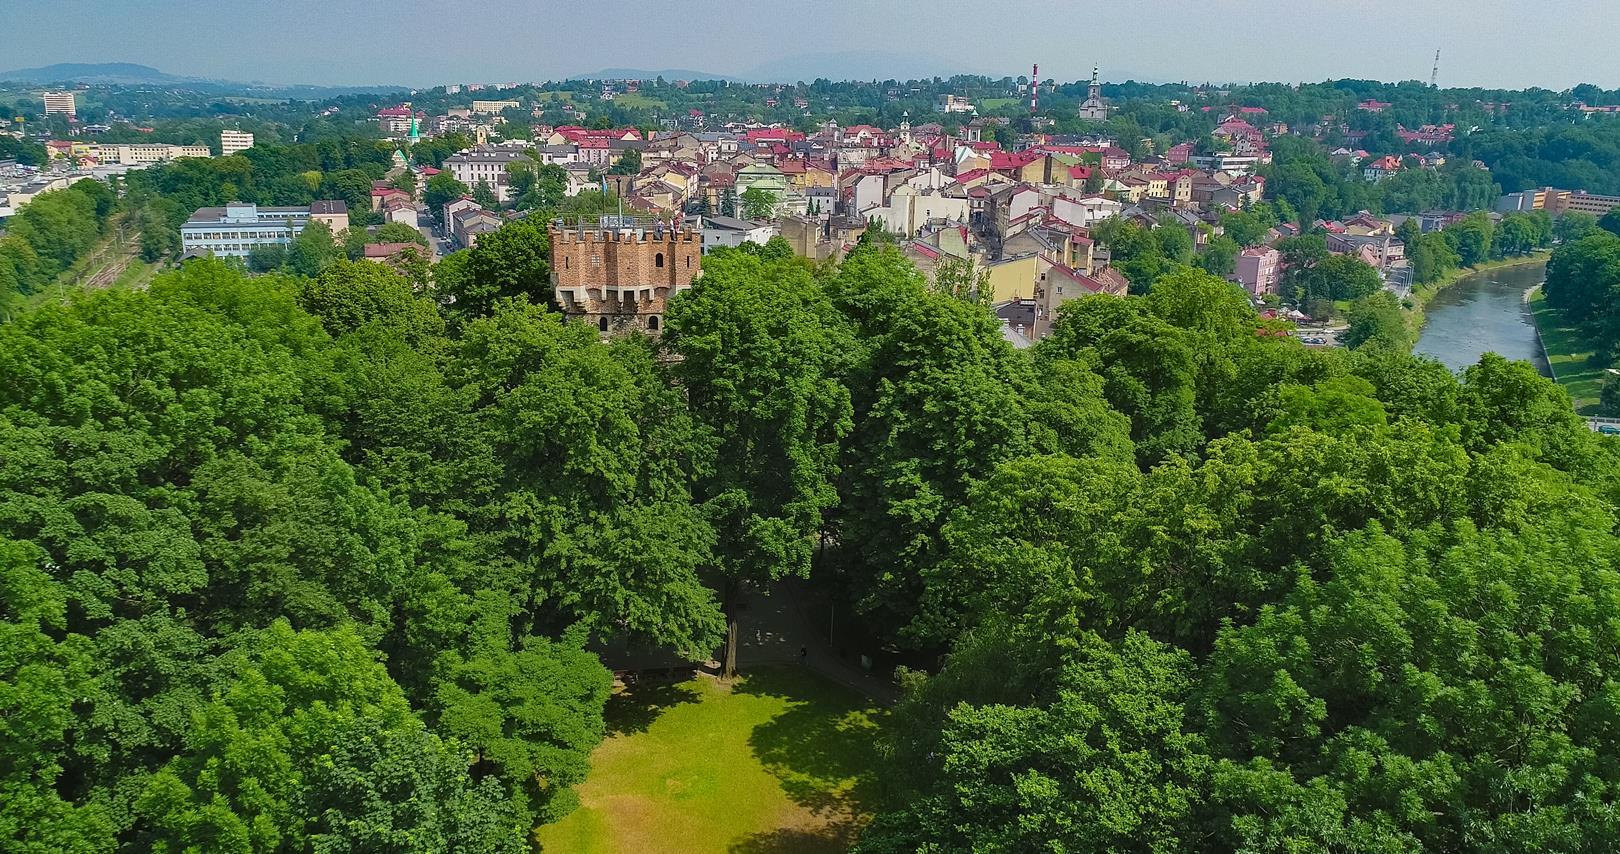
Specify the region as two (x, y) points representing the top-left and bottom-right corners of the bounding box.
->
(221, 130), (255, 155)
(180, 200), (347, 258)
(42, 91), (76, 116)
(95, 144), (212, 165)
(377, 105), (415, 135)
(549, 217), (701, 334)
(471, 99), (521, 114)
(443, 146), (533, 203)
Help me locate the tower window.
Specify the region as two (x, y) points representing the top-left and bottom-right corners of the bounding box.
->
(655, 252), (665, 268)
(648, 316), (660, 331)
(598, 317), (609, 332)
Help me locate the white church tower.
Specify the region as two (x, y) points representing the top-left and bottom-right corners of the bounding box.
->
(1077, 66), (1110, 120)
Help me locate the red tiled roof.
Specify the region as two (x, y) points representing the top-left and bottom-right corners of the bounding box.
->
(363, 242), (420, 258)
(990, 150), (1042, 171)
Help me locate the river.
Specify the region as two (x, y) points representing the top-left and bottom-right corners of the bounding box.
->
(1413, 261), (1550, 376)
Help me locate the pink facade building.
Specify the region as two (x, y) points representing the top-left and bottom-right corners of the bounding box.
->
(1234, 246), (1281, 296)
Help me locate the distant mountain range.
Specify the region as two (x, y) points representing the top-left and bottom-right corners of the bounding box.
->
(0, 62), (189, 85)
(0, 62), (406, 96)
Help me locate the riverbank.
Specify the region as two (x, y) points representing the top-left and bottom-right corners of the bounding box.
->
(1527, 286), (1605, 414)
(1404, 252), (1550, 334)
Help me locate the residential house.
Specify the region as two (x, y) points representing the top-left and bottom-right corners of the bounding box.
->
(362, 242), (424, 265)
(1233, 246), (1281, 296)
(1035, 259), (1128, 336)
(371, 185), (412, 212)
(864, 185), (970, 237)
(700, 215), (777, 252)
(1363, 156), (1402, 183)
(1051, 193), (1123, 228)
(381, 196), (419, 229)
(449, 205), (501, 248)
(780, 214), (867, 262)
(309, 200), (351, 234)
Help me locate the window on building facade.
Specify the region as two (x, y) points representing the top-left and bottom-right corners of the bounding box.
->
(598, 317), (609, 332)
(655, 252), (664, 268)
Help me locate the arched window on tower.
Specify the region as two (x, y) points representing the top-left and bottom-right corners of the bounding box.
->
(648, 315), (660, 331)
(655, 252), (665, 268)
(598, 317), (609, 333)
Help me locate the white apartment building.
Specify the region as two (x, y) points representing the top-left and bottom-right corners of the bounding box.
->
(471, 99), (521, 114)
(42, 91), (76, 116)
(443, 146), (533, 203)
(180, 200), (348, 258)
(95, 144), (212, 165)
(220, 130), (255, 155)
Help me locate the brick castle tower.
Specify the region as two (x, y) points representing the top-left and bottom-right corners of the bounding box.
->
(549, 217), (701, 334)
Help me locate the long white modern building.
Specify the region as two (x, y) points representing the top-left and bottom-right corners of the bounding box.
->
(95, 144), (211, 165)
(180, 200), (349, 258)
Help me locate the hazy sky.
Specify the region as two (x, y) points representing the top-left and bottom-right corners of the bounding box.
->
(8, 0), (1618, 89)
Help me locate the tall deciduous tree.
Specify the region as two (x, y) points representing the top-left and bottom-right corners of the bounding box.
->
(437, 217), (553, 320)
(827, 245), (1035, 631)
(1341, 290), (1412, 352)
(424, 173), (472, 223)
(664, 250), (853, 676)
(740, 186), (777, 220)
(287, 219), (341, 277)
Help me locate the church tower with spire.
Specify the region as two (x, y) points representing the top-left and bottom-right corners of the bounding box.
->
(1077, 65), (1110, 120)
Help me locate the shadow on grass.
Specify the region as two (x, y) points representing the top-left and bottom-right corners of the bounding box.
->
(727, 818), (865, 854)
(734, 666), (888, 818)
(604, 679), (701, 737)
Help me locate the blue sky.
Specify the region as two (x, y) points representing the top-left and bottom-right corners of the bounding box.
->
(7, 0), (1616, 89)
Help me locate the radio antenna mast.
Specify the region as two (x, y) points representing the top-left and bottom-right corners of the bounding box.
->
(1430, 49), (1440, 89)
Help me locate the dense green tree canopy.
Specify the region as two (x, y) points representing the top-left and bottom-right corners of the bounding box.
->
(5, 213), (1620, 854)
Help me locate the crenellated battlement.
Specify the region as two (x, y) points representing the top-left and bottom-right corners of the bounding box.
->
(548, 218), (703, 336)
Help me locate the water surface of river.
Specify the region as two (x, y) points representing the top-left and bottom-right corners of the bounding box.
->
(1413, 261), (1549, 375)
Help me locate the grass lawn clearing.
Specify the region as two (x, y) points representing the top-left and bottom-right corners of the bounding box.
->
(1529, 287), (1606, 414)
(611, 92), (665, 110)
(535, 667), (887, 854)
